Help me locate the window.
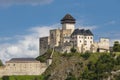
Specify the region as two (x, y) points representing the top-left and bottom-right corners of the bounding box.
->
(85, 36), (86, 39)
(88, 37), (89, 39)
(91, 37), (92, 39)
(84, 41), (87, 45)
(90, 41), (92, 43)
(51, 33), (54, 39)
(79, 40), (81, 43)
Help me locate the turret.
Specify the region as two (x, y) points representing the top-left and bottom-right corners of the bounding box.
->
(61, 14), (76, 32)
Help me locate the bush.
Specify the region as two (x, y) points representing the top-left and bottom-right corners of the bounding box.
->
(116, 55), (120, 65)
(62, 53), (73, 58)
(113, 41), (120, 52)
(81, 52), (91, 60)
(70, 47), (76, 53)
(0, 60), (3, 66)
(36, 49), (52, 62)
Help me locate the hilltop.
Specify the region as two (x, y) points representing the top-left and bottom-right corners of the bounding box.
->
(39, 51), (120, 80)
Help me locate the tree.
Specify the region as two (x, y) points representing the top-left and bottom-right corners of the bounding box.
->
(70, 47), (76, 53)
(113, 41), (120, 52)
(116, 55), (120, 65)
(95, 54), (115, 79)
(81, 52), (91, 60)
(0, 59), (3, 66)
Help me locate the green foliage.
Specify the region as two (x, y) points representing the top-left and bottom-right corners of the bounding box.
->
(66, 76), (77, 80)
(113, 41), (120, 52)
(0, 59), (3, 66)
(66, 72), (77, 80)
(36, 49), (52, 62)
(114, 74), (120, 80)
(116, 55), (120, 65)
(87, 61), (95, 71)
(2, 75), (44, 80)
(80, 53), (120, 80)
(81, 52), (91, 60)
(62, 53), (74, 58)
(94, 54), (115, 79)
(42, 51), (120, 80)
(70, 47), (76, 53)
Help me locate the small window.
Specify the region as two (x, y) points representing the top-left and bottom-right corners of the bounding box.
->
(13, 64), (15, 66)
(91, 37), (92, 39)
(90, 41), (92, 43)
(88, 37), (89, 39)
(80, 40), (81, 43)
(84, 41), (87, 45)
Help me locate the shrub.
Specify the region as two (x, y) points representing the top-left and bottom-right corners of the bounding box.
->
(81, 52), (91, 60)
(0, 60), (3, 66)
(70, 47), (76, 53)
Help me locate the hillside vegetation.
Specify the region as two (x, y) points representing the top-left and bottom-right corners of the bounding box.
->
(41, 51), (120, 80)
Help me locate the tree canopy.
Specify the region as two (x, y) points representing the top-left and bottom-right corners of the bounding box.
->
(113, 41), (120, 52)
(0, 59), (3, 66)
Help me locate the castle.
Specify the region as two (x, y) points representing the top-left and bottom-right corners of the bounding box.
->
(0, 14), (110, 77)
(40, 14), (110, 55)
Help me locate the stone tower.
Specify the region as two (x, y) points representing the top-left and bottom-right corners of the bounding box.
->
(61, 14), (76, 32)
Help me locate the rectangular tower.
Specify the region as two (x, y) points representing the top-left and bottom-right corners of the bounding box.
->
(40, 37), (50, 55)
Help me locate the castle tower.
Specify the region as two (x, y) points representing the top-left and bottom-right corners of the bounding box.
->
(61, 14), (76, 32)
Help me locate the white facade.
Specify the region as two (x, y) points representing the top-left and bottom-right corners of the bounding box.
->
(71, 34), (93, 53)
(62, 23), (75, 33)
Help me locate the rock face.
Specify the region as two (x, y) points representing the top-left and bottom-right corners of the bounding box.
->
(43, 52), (85, 80)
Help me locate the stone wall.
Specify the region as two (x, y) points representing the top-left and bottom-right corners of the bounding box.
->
(50, 29), (61, 48)
(40, 37), (50, 55)
(98, 38), (109, 50)
(0, 61), (47, 77)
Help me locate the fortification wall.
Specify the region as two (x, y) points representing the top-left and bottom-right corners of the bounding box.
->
(0, 62), (47, 78)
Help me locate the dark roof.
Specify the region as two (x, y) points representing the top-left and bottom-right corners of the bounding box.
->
(61, 14), (76, 24)
(71, 29), (93, 36)
(7, 58), (39, 63)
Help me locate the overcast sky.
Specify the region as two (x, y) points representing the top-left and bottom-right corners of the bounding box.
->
(0, 0), (120, 63)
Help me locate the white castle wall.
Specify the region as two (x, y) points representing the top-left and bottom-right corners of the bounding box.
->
(71, 35), (93, 53)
